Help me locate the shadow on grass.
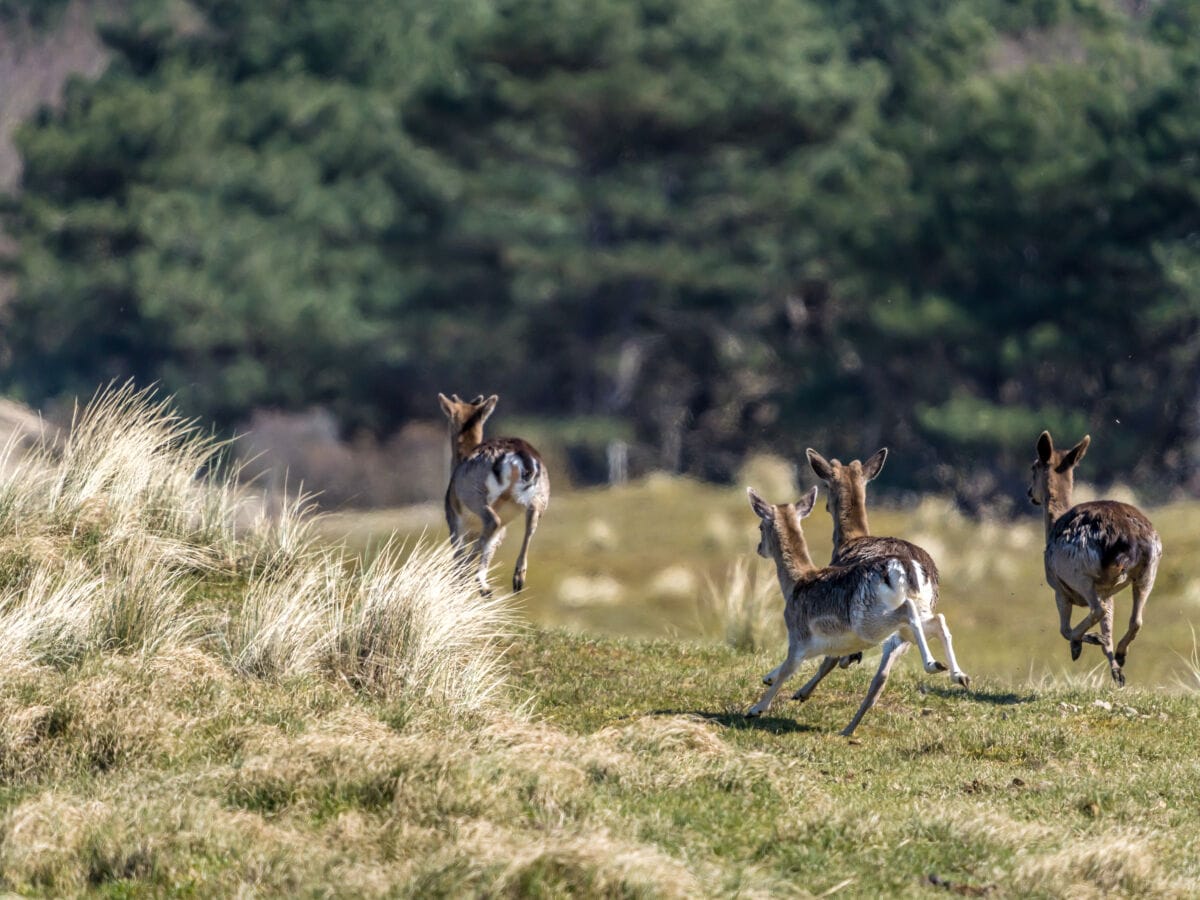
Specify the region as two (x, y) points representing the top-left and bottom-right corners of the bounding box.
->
(923, 685), (1037, 705)
(646, 709), (818, 735)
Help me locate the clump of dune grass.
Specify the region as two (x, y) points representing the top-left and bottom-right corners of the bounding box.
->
(0, 382), (242, 569)
(696, 555), (781, 652)
(231, 538), (515, 713)
(332, 540), (514, 709)
(0, 384), (515, 715)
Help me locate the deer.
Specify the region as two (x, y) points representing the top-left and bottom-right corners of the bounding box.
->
(745, 485), (960, 735)
(790, 448), (969, 729)
(438, 393), (550, 595)
(1028, 431), (1161, 685)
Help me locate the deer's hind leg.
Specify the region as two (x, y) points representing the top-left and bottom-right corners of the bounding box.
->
(924, 613), (970, 689)
(841, 633), (910, 736)
(1116, 555), (1159, 669)
(1056, 589), (1101, 661)
(901, 598), (946, 674)
(512, 505), (541, 593)
(1078, 584), (1123, 686)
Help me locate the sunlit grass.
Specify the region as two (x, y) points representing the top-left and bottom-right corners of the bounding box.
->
(323, 471), (1200, 688)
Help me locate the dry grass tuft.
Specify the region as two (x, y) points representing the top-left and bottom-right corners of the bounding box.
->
(331, 540), (514, 710)
(230, 538), (514, 713)
(697, 554), (782, 652)
(445, 820), (704, 899)
(597, 713), (729, 758)
(1013, 831), (1178, 898)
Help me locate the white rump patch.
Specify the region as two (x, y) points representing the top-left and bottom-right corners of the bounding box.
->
(911, 562), (934, 607)
(880, 559), (909, 610)
(486, 454), (538, 507)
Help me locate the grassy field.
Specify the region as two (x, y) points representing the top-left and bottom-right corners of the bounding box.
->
(5, 625), (1200, 897)
(3, 391), (1200, 896)
(320, 467), (1200, 690)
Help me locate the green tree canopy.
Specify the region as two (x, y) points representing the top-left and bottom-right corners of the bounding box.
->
(3, 0), (1199, 503)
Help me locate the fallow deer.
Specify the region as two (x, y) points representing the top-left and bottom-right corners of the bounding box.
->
(1028, 431), (1161, 685)
(745, 486), (955, 735)
(793, 448), (969, 732)
(439, 393), (550, 595)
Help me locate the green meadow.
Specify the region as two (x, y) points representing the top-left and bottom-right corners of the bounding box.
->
(321, 470), (1200, 691)
(2, 391), (1199, 897)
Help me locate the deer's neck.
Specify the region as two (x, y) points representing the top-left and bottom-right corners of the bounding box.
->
(773, 525), (818, 598)
(829, 480), (871, 548)
(832, 503), (870, 548)
(451, 426), (484, 464)
(1043, 479), (1074, 541)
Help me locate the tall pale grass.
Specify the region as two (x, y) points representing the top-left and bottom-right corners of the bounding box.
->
(0, 382), (241, 566)
(696, 555), (782, 653)
(0, 384), (513, 713)
(331, 540), (514, 710)
(231, 539), (515, 712)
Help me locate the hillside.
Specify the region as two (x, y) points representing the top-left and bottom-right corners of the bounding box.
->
(0, 388), (1198, 896)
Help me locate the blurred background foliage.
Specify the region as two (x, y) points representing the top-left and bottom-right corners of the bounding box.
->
(2, 0), (1199, 508)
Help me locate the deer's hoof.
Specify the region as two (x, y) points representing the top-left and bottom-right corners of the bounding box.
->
(925, 660), (948, 674)
(839, 726), (857, 738)
(1070, 640), (1083, 661)
(952, 672), (971, 690)
(791, 689), (808, 703)
(512, 574), (525, 592)
(1113, 667), (1126, 688)
(840, 653), (863, 669)
(745, 706), (763, 719)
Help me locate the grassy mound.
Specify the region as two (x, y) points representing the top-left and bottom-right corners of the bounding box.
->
(1, 386), (1198, 896)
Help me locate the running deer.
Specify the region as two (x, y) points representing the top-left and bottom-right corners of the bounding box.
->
(745, 486), (958, 735)
(438, 393), (550, 595)
(1028, 431), (1161, 685)
(794, 448), (970, 727)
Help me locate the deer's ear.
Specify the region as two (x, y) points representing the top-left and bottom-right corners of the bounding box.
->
(806, 448), (834, 481)
(862, 448), (888, 481)
(747, 487), (775, 522)
(479, 395), (499, 420)
(1036, 431), (1054, 464)
(795, 485), (819, 518)
(1057, 435), (1090, 472)
(470, 395), (485, 404)
(438, 393), (455, 417)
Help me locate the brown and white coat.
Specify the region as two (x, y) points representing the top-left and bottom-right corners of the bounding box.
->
(439, 393), (550, 595)
(1028, 431), (1161, 684)
(745, 486), (953, 734)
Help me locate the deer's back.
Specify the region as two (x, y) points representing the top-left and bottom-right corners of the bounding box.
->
(1046, 501), (1159, 593)
(832, 535), (939, 607)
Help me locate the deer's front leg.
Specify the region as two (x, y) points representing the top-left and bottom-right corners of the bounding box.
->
(474, 506), (506, 596)
(748, 640), (804, 717)
(790, 655), (839, 701)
